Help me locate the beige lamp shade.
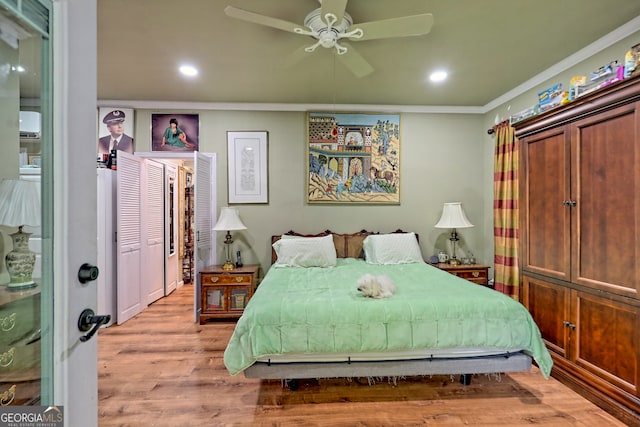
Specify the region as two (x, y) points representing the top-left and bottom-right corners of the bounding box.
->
(212, 207), (247, 231)
(434, 202), (473, 229)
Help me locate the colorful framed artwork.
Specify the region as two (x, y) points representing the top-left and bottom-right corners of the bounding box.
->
(98, 107), (135, 156)
(307, 112), (400, 204)
(151, 113), (199, 152)
(227, 131), (269, 204)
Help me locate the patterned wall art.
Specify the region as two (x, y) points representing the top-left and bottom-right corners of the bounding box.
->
(307, 112), (400, 204)
(227, 131), (269, 204)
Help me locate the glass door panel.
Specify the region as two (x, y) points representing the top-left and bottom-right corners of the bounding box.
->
(0, 1), (50, 406)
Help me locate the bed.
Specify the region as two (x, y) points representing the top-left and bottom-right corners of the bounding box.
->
(223, 230), (552, 385)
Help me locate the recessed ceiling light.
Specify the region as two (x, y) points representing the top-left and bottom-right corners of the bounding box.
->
(179, 65), (198, 77)
(429, 70), (448, 83)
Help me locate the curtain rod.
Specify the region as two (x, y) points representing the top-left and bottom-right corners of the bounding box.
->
(487, 119), (510, 134)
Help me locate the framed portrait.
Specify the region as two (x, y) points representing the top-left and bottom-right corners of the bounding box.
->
(151, 113), (199, 152)
(307, 112), (401, 204)
(227, 131), (268, 204)
(98, 107), (135, 156)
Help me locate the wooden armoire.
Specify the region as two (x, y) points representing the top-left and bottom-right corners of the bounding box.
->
(515, 75), (640, 425)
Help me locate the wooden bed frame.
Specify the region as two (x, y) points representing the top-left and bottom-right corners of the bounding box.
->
(247, 230), (533, 386)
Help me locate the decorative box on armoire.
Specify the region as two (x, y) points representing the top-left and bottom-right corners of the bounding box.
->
(514, 74), (640, 425)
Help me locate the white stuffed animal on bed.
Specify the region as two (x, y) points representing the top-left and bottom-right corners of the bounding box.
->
(357, 274), (397, 299)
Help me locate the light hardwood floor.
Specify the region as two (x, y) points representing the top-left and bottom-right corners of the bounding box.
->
(98, 284), (626, 427)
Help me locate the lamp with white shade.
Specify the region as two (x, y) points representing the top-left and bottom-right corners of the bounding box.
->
(434, 202), (473, 265)
(0, 179), (41, 288)
(212, 207), (247, 271)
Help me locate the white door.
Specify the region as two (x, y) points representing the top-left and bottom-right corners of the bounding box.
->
(51, 0), (100, 424)
(116, 151), (146, 324)
(164, 163), (179, 295)
(194, 152), (216, 321)
(142, 159), (165, 304)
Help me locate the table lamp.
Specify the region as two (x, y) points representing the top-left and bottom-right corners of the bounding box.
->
(212, 207), (247, 271)
(434, 202), (473, 265)
(0, 179), (41, 288)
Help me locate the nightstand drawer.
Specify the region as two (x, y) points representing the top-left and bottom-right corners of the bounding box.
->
(453, 270), (487, 281)
(201, 274), (252, 285)
(433, 263), (490, 287)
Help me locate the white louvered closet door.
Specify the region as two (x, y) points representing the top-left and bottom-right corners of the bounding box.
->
(142, 159), (166, 304)
(116, 151), (145, 324)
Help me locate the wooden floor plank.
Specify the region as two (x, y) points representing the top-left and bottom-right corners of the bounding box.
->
(98, 284), (626, 426)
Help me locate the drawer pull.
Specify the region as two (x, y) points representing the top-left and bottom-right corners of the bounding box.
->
(0, 348), (15, 368)
(235, 277), (243, 283)
(1, 313), (16, 332)
(0, 385), (15, 406)
(472, 272), (480, 278)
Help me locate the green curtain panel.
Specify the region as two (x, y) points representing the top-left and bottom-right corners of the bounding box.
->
(493, 122), (519, 299)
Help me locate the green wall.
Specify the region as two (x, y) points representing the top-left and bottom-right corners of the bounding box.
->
(133, 110), (485, 276)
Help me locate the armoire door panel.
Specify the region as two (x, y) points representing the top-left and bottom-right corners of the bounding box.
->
(571, 103), (640, 299)
(522, 276), (570, 357)
(522, 128), (571, 280)
(573, 290), (639, 396)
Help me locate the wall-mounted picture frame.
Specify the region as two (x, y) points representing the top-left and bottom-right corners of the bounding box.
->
(98, 107), (135, 156)
(227, 131), (268, 204)
(307, 112), (401, 204)
(151, 113), (199, 152)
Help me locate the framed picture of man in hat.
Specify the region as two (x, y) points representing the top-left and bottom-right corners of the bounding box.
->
(98, 107), (135, 157)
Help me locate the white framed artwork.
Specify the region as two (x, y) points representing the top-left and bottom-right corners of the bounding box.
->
(226, 131), (268, 204)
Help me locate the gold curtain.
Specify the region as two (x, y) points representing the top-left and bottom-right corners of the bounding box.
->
(493, 122), (519, 299)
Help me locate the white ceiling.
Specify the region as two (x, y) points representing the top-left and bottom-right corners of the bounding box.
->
(96, 0), (640, 109)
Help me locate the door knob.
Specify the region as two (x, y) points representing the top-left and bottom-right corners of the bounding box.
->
(78, 263), (99, 283)
(77, 308), (111, 342)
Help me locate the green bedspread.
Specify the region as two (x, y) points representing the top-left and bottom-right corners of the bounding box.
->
(224, 259), (553, 377)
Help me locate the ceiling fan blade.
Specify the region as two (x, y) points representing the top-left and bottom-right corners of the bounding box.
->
(348, 13), (434, 41)
(224, 5), (301, 33)
(320, 0), (348, 26)
(283, 44), (313, 69)
(337, 43), (374, 78)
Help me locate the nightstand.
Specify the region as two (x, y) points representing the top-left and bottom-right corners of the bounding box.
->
(434, 263), (490, 287)
(199, 265), (259, 324)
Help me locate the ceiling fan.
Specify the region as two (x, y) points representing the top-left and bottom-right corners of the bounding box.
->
(224, 0), (434, 77)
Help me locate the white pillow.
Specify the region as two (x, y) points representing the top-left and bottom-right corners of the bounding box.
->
(272, 234), (337, 268)
(363, 232), (424, 264)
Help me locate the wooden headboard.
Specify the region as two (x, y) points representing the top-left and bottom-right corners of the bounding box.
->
(270, 229), (417, 264)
